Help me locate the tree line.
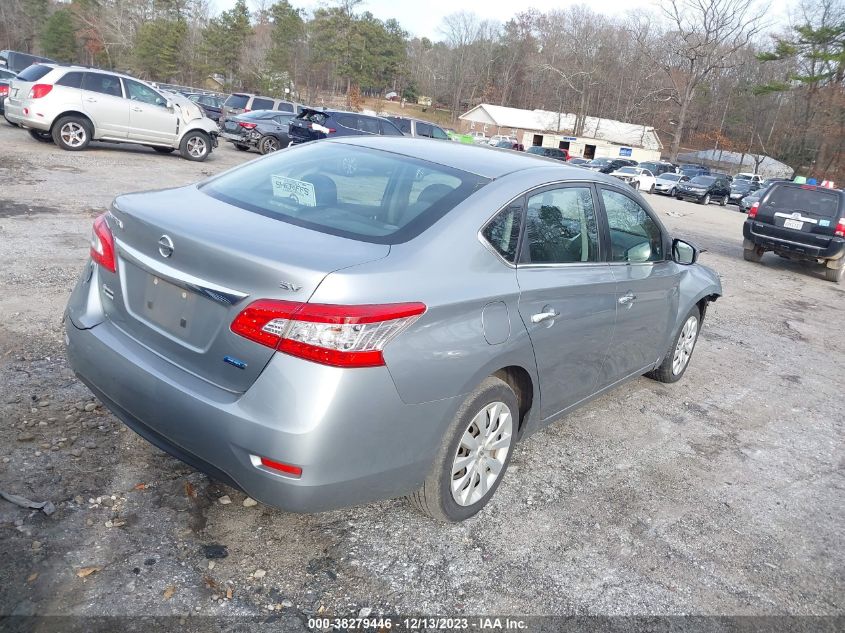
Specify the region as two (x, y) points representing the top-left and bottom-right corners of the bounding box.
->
(0, 0), (842, 178)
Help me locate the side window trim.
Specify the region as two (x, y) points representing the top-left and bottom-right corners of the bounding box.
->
(595, 185), (670, 264)
(517, 182), (604, 267)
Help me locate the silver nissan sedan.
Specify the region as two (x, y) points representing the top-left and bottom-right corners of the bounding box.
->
(64, 137), (722, 521)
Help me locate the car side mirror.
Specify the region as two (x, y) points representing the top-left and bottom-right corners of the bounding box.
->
(673, 238), (698, 265)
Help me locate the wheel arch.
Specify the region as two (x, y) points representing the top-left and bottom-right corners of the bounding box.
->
(491, 365), (535, 435)
(50, 111), (95, 136)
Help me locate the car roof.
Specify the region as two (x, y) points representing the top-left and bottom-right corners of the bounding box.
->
(326, 136), (607, 180)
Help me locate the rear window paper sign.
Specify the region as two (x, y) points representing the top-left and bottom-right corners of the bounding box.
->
(272, 176), (317, 207)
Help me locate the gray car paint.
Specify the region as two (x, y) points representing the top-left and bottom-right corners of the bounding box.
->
(65, 137), (722, 511)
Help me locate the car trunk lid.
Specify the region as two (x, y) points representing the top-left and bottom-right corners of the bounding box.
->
(99, 185), (389, 392)
(288, 109), (329, 144)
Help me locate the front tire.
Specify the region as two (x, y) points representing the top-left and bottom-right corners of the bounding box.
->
(180, 131), (211, 161)
(52, 115), (91, 151)
(29, 129), (53, 143)
(669, 187), (676, 197)
(408, 376), (518, 522)
(719, 195), (727, 206)
(701, 194), (711, 205)
(646, 306), (701, 384)
(648, 184), (655, 194)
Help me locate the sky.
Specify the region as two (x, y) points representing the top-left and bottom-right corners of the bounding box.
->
(212, 0), (791, 41)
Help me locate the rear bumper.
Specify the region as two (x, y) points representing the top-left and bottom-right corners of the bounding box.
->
(64, 316), (461, 512)
(743, 221), (845, 260)
(3, 97), (51, 130)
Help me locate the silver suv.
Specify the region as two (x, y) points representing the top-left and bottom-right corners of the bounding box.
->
(5, 64), (220, 161)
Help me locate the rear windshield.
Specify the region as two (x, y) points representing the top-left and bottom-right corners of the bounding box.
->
(201, 142), (489, 244)
(16, 64), (51, 82)
(765, 185), (840, 217)
(691, 176), (715, 185)
(225, 94), (249, 109)
(616, 167), (638, 174)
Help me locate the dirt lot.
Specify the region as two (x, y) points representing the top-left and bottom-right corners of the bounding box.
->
(0, 123), (842, 626)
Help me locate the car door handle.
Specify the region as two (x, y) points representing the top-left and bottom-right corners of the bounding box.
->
(131, 106), (143, 112)
(84, 97), (97, 102)
(531, 308), (559, 323)
(618, 292), (637, 305)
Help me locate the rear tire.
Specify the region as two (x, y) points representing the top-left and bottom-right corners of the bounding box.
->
(646, 305), (701, 384)
(179, 130), (211, 161)
(743, 246), (763, 262)
(28, 129), (53, 143)
(824, 262), (844, 283)
(408, 376), (518, 522)
(259, 135), (280, 155)
(52, 115), (91, 151)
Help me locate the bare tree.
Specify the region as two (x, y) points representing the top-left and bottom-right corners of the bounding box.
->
(636, 0), (768, 160)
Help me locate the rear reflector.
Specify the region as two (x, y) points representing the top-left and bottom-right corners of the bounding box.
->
(260, 456), (302, 477)
(29, 84), (53, 99)
(90, 214), (116, 273)
(231, 299), (426, 368)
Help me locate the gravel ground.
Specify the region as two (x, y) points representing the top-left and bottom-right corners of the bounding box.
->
(0, 123), (842, 626)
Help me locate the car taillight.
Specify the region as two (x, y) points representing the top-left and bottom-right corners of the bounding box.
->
(90, 214), (116, 273)
(230, 299), (426, 368)
(748, 202), (759, 219)
(0, 85), (8, 96)
(238, 122), (257, 129)
(835, 218), (845, 237)
(29, 84), (53, 99)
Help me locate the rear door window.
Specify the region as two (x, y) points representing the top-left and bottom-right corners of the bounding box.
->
(523, 187), (600, 263)
(379, 119), (403, 136)
(765, 186), (840, 218)
(82, 73), (123, 97)
(482, 202), (523, 263)
(56, 71), (83, 88)
(393, 118), (412, 134)
(431, 126), (449, 140)
(251, 97), (274, 110)
(357, 116), (380, 134)
(416, 122), (434, 137)
(224, 94), (249, 109)
(16, 64), (51, 82)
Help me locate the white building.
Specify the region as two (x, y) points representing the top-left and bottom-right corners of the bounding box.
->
(460, 104), (663, 162)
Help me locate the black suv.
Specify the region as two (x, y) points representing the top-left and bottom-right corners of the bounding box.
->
(675, 175), (731, 205)
(743, 182), (845, 282)
(288, 109), (404, 144)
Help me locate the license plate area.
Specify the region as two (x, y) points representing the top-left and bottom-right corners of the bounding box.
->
(141, 275), (200, 335)
(784, 219), (804, 230)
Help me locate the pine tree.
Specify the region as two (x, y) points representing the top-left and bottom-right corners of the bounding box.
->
(41, 9), (77, 63)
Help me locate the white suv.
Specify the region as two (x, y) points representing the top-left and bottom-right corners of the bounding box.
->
(5, 64), (220, 161)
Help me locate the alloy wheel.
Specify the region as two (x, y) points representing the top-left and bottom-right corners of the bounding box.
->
(186, 136), (207, 158)
(672, 316), (698, 375)
(450, 401), (513, 506)
(60, 122), (86, 148)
